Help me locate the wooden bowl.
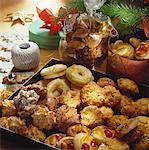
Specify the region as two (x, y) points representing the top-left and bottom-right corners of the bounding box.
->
(107, 47), (149, 85)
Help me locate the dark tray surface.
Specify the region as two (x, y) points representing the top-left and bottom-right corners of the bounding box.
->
(1, 59), (149, 150)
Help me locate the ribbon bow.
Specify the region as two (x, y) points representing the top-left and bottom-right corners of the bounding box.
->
(36, 7), (67, 35)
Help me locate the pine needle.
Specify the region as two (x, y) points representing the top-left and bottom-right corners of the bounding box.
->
(100, 3), (143, 26)
(65, 0), (86, 13)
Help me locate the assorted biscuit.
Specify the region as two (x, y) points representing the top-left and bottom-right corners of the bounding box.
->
(0, 63), (149, 150)
(111, 38), (149, 60)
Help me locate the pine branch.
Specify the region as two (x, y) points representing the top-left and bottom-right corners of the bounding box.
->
(115, 23), (137, 36)
(65, 0), (86, 13)
(105, 0), (121, 4)
(100, 3), (143, 26)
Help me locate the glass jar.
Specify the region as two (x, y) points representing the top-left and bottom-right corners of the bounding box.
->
(59, 13), (115, 69)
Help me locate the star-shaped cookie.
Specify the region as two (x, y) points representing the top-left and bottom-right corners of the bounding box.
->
(4, 11), (34, 26)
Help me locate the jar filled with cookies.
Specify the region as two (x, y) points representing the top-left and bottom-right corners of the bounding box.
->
(60, 0), (117, 68)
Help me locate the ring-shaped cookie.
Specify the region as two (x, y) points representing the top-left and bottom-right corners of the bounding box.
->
(66, 64), (93, 87)
(47, 78), (70, 98)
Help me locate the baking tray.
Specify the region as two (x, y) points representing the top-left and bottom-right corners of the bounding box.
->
(1, 59), (149, 150)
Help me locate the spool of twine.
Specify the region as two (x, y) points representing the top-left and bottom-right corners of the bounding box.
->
(11, 42), (40, 70)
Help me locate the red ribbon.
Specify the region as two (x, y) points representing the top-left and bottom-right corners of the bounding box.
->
(36, 7), (67, 35)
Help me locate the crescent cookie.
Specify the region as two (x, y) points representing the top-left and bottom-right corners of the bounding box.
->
(66, 64), (93, 87)
(40, 64), (67, 79)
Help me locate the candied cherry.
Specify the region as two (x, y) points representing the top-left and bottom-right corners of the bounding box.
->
(104, 129), (113, 138)
(67, 142), (74, 150)
(81, 143), (90, 150)
(140, 44), (146, 50)
(56, 134), (64, 141)
(90, 139), (97, 147)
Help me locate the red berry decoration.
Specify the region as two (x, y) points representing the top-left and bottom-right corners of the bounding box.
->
(140, 44), (146, 50)
(104, 129), (113, 138)
(67, 142), (74, 150)
(81, 143), (90, 150)
(90, 139), (97, 147)
(56, 134), (64, 141)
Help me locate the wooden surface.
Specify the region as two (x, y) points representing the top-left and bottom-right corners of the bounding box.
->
(0, 0), (106, 149)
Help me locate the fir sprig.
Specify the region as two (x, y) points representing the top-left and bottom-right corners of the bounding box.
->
(100, 3), (143, 26)
(100, 3), (144, 35)
(65, 0), (85, 13)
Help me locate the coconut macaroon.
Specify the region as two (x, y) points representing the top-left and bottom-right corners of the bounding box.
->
(106, 115), (128, 130)
(0, 89), (12, 105)
(0, 117), (9, 128)
(23, 83), (47, 100)
(13, 90), (40, 118)
(27, 125), (46, 141)
(119, 95), (141, 118)
(80, 82), (106, 107)
(7, 116), (28, 135)
(136, 98), (149, 115)
(1, 99), (17, 117)
(55, 105), (80, 132)
(31, 105), (55, 130)
(117, 78), (139, 94)
(103, 85), (122, 108)
(97, 77), (115, 88)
